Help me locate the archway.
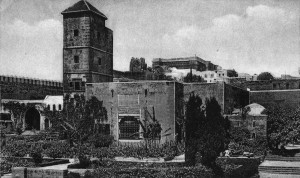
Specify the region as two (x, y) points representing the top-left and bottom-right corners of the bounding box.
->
(44, 118), (49, 129)
(25, 108), (40, 130)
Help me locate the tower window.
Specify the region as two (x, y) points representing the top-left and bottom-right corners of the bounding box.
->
(74, 29), (79, 36)
(97, 32), (100, 40)
(74, 56), (79, 63)
(58, 104), (62, 110)
(98, 57), (102, 65)
(74, 82), (81, 91)
(53, 105), (56, 111)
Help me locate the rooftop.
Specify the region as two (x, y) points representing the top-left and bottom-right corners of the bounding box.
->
(61, 0), (107, 19)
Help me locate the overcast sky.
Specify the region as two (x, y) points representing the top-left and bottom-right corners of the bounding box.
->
(0, 0), (299, 81)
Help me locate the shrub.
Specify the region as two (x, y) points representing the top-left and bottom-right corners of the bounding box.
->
(44, 141), (70, 159)
(88, 134), (114, 148)
(3, 140), (31, 157)
(30, 144), (43, 165)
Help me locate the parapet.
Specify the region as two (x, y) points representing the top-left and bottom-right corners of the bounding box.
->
(0, 75), (63, 87)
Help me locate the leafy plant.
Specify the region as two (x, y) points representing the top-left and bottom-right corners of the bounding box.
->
(88, 134), (114, 148)
(30, 144), (43, 165)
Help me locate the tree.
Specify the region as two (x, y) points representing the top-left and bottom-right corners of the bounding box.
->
(185, 93), (205, 166)
(227, 69), (238, 77)
(266, 105), (300, 152)
(3, 101), (34, 133)
(43, 94), (108, 145)
(185, 94), (230, 167)
(257, 72), (274, 80)
(198, 97), (230, 167)
(183, 72), (204, 83)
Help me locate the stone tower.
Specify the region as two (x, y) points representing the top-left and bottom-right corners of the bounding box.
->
(61, 0), (113, 95)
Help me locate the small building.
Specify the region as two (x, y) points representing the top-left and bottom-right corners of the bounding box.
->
(152, 56), (218, 72)
(226, 103), (267, 139)
(86, 81), (184, 143)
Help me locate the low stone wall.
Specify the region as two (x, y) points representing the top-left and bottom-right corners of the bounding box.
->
(217, 157), (261, 177)
(12, 167), (68, 178)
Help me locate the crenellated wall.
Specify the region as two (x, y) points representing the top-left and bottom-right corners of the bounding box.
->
(0, 75), (63, 100)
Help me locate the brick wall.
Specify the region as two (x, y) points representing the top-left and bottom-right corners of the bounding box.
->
(86, 81), (182, 143)
(0, 75), (62, 100)
(250, 90), (300, 108)
(183, 83), (249, 114)
(228, 79), (300, 91)
(224, 84), (249, 114)
(183, 82), (224, 112)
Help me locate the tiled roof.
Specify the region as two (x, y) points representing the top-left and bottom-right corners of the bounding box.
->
(61, 0), (107, 19)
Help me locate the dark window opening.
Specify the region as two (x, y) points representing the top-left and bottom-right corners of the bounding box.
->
(69, 82), (73, 88)
(58, 104), (62, 110)
(286, 83), (289, 89)
(119, 116), (140, 139)
(53, 105), (56, 111)
(81, 82), (85, 86)
(98, 58), (102, 65)
(273, 83), (276, 89)
(74, 56), (79, 63)
(74, 82), (81, 91)
(74, 29), (79, 36)
(252, 133), (256, 139)
(252, 121), (256, 127)
(145, 89), (148, 97)
(97, 32), (100, 40)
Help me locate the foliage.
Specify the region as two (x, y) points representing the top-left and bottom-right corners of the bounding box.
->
(257, 72), (274, 80)
(30, 143), (43, 165)
(2, 140), (31, 157)
(216, 157), (260, 178)
(88, 134), (114, 148)
(183, 72), (205, 83)
(44, 141), (71, 159)
(91, 163), (215, 178)
(198, 97), (230, 166)
(228, 127), (267, 156)
(43, 94), (108, 145)
(185, 94), (230, 167)
(185, 93), (204, 166)
(266, 105), (300, 152)
(0, 158), (36, 176)
(2, 101), (33, 133)
(227, 69), (238, 77)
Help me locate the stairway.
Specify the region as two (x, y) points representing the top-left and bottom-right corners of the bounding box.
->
(265, 153), (300, 162)
(259, 153), (300, 176)
(259, 165), (300, 175)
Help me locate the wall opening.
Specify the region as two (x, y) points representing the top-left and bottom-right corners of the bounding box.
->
(25, 108), (40, 130)
(119, 116), (140, 140)
(44, 118), (49, 129)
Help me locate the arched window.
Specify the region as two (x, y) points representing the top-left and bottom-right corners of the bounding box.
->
(53, 104), (56, 111)
(252, 133), (256, 139)
(47, 105), (50, 110)
(58, 104), (62, 111)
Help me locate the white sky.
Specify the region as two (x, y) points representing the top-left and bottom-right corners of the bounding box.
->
(0, 0), (299, 81)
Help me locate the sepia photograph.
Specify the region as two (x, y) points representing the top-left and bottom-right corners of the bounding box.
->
(0, 0), (299, 177)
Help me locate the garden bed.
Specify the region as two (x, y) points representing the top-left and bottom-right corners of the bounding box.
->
(0, 157), (69, 176)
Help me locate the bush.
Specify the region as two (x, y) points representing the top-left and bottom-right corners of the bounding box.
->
(88, 134), (114, 148)
(3, 140), (31, 157)
(30, 144), (43, 165)
(91, 165), (215, 178)
(44, 141), (70, 159)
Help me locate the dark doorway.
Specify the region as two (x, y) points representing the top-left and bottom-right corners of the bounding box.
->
(44, 118), (49, 129)
(25, 108), (40, 130)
